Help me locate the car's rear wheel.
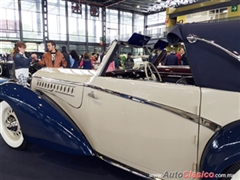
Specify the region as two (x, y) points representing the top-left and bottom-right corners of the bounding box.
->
(0, 101), (27, 149)
(219, 162), (240, 180)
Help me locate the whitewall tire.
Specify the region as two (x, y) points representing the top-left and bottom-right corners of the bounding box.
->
(220, 162), (240, 180)
(0, 101), (27, 149)
(231, 169), (240, 180)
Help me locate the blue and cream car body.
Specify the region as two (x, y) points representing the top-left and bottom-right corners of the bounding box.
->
(0, 21), (240, 180)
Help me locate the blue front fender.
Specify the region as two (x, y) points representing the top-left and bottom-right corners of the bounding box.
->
(200, 120), (240, 180)
(0, 83), (93, 156)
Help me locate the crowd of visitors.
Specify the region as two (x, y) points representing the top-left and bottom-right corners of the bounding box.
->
(163, 48), (188, 66)
(9, 40), (189, 86)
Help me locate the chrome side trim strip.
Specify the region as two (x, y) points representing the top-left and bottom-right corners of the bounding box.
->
(32, 76), (222, 132)
(95, 152), (155, 180)
(86, 84), (222, 132)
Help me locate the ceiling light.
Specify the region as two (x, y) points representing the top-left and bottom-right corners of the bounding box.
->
(136, 5), (140, 8)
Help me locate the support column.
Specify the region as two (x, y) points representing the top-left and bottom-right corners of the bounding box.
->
(132, 11), (135, 34)
(85, 5), (88, 52)
(118, 9), (120, 39)
(102, 7), (106, 51)
(36, 0), (41, 38)
(118, 9), (120, 54)
(144, 14), (147, 35)
(42, 0), (49, 51)
(65, 1), (69, 50)
(18, 0), (23, 41)
(132, 12), (134, 54)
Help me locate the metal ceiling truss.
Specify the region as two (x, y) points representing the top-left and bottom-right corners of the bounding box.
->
(62, 0), (209, 14)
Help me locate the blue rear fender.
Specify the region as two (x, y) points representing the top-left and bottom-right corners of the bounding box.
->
(200, 120), (240, 180)
(0, 83), (93, 155)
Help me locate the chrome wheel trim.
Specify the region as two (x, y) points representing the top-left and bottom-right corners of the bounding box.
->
(0, 101), (24, 148)
(3, 108), (22, 141)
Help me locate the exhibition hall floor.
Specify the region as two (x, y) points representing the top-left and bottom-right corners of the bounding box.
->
(0, 136), (144, 180)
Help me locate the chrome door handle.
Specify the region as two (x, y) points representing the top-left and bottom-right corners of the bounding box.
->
(88, 91), (98, 99)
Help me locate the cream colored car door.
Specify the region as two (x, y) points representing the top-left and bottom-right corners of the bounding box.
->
(87, 77), (200, 178)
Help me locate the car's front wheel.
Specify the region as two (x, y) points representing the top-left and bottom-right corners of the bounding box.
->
(0, 101), (27, 149)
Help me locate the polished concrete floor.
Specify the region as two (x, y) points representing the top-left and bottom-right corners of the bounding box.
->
(0, 136), (145, 180)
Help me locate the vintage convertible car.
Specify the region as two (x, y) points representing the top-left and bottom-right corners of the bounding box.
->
(0, 21), (240, 180)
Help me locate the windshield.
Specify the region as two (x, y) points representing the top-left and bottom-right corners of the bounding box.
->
(105, 43), (165, 71)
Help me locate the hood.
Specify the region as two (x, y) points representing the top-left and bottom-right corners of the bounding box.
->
(33, 68), (96, 83)
(31, 68), (96, 108)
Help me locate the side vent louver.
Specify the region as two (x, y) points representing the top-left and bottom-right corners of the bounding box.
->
(36, 80), (75, 96)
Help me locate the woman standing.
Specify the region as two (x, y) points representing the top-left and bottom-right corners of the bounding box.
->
(69, 50), (80, 69)
(13, 42), (37, 86)
(80, 53), (93, 70)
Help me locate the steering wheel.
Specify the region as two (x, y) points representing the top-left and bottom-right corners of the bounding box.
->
(143, 61), (162, 82)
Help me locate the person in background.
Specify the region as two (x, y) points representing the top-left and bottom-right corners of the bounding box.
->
(164, 50), (178, 66)
(37, 40), (67, 68)
(107, 59), (115, 72)
(91, 53), (97, 61)
(181, 52), (188, 65)
(124, 53), (134, 69)
(69, 50), (80, 69)
(159, 50), (170, 66)
(176, 48), (184, 65)
(13, 41), (37, 86)
(96, 53), (99, 61)
(151, 50), (159, 64)
(13, 42), (37, 69)
(80, 53), (93, 69)
(99, 51), (106, 63)
(61, 46), (71, 68)
(114, 53), (119, 69)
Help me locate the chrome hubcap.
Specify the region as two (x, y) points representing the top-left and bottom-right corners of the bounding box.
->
(4, 109), (22, 139)
(6, 115), (18, 132)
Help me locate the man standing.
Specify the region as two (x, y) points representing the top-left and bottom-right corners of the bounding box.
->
(164, 50), (178, 66)
(176, 48), (184, 65)
(38, 41), (67, 68)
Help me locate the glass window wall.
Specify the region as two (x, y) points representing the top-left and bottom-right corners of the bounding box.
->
(48, 0), (66, 41)
(147, 12), (166, 25)
(106, 9), (118, 43)
(0, 42), (15, 55)
(68, 2), (86, 42)
(120, 11), (132, 40)
(21, 0), (43, 41)
(0, 0), (20, 40)
(88, 6), (102, 43)
(134, 14), (144, 34)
